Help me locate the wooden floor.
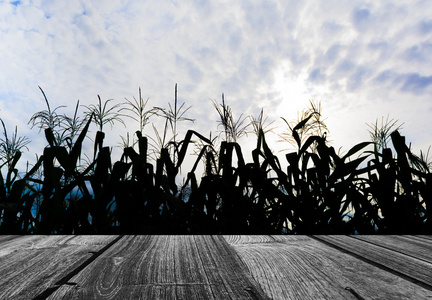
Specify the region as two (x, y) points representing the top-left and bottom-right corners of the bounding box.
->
(0, 236), (431, 299)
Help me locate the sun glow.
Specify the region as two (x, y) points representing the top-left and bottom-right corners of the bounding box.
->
(265, 61), (315, 121)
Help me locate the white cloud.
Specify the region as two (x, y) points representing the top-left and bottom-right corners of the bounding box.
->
(1, 0), (432, 171)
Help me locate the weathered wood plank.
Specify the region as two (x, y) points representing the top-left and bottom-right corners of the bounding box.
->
(352, 235), (432, 264)
(225, 235), (432, 300)
(224, 235), (311, 245)
(48, 235), (269, 299)
(223, 235), (278, 244)
(0, 235), (21, 244)
(0, 235), (119, 300)
(314, 235), (432, 290)
(0, 235), (39, 257)
(415, 235), (432, 241)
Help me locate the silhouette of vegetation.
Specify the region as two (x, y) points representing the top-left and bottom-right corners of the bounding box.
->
(0, 85), (430, 234)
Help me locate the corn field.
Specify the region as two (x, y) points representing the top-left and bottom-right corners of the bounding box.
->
(0, 85), (431, 234)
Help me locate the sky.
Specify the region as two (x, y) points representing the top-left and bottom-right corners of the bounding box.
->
(1, 0), (432, 174)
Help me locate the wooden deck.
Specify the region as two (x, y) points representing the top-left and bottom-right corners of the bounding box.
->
(0, 236), (431, 299)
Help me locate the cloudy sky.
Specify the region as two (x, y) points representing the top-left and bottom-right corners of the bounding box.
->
(1, 0), (432, 172)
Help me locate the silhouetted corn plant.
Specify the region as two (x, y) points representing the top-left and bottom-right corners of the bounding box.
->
(37, 113), (96, 233)
(0, 119), (31, 166)
(363, 130), (431, 233)
(152, 84), (195, 165)
(1, 86), (431, 234)
(122, 88), (156, 134)
(28, 86), (66, 147)
(0, 154), (42, 233)
(212, 93), (249, 143)
(0, 118), (41, 233)
(279, 100), (328, 152)
(185, 97), (282, 233)
(249, 108), (276, 138)
(367, 115), (403, 151)
(84, 95), (126, 161)
(59, 100), (86, 151)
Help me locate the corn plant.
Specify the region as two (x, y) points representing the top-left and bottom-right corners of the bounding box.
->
(121, 88), (156, 134)
(97, 85), (211, 233)
(279, 99), (328, 152)
(0, 154), (43, 233)
(185, 96), (267, 233)
(59, 100), (87, 151)
(0, 119), (31, 166)
(152, 84), (195, 164)
(191, 132), (219, 177)
(367, 115), (403, 151)
(28, 86), (67, 147)
(37, 114), (96, 233)
(83, 95), (126, 160)
(249, 108), (276, 138)
(364, 130), (431, 233)
(212, 94), (249, 143)
(83, 96), (126, 132)
(119, 87), (156, 164)
(0, 118), (42, 233)
(1, 86), (431, 234)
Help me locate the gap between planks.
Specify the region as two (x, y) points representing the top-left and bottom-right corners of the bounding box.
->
(225, 235), (432, 300)
(33, 235), (124, 300)
(311, 235), (432, 293)
(45, 236), (269, 300)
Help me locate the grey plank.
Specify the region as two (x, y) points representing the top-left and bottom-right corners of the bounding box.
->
(314, 235), (432, 290)
(0, 235), (119, 300)
(415, 235), (432, 241)
(353, 235), (432, 264)
(225, 235), (432, 300)
(48, 235), (269, 300)
(0, 235), (22, 244)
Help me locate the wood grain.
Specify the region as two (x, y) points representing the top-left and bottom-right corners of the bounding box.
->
(0, 235), (21, 244)
(415, 235), (432, 241)
(352, 235), (432, 264)
(47, 235), (269, 299)
(225, 235), (432, 300)
(0, 235), (119, 299)
(314, 235), (432, 289)
(2, 235), (432, 299)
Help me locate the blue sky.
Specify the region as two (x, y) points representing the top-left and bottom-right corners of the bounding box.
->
(1, 0), (432, 172)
